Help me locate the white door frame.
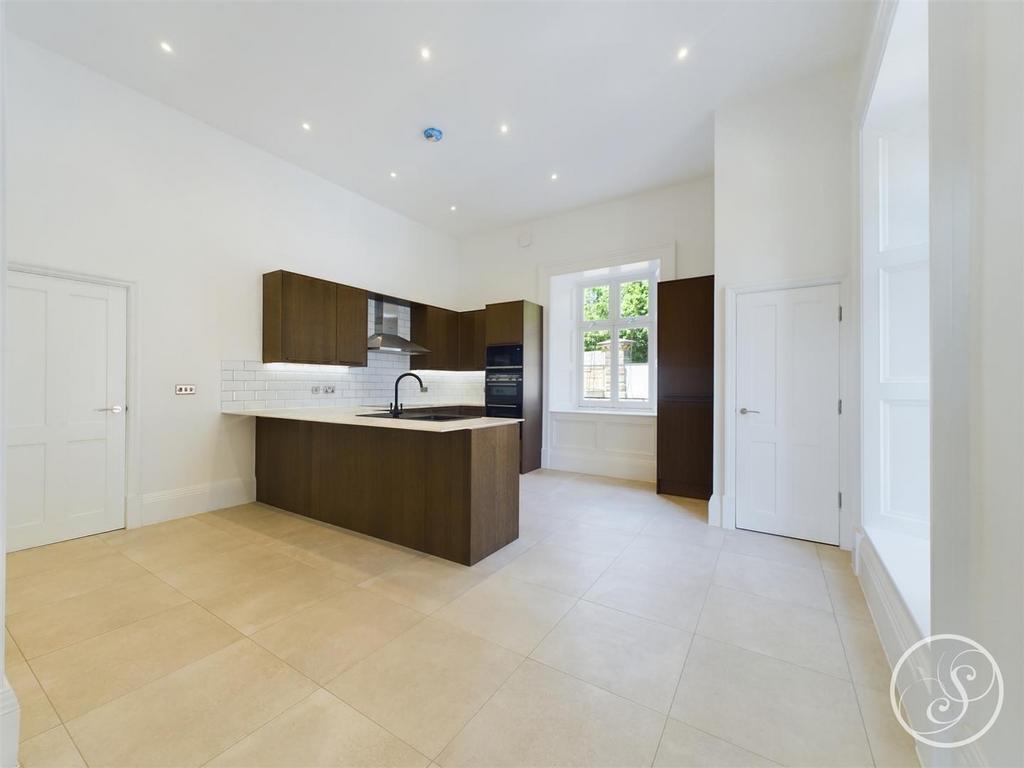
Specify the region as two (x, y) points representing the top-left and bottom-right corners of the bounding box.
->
(7, 262), (143, 532)
(722, 274), (854, 549)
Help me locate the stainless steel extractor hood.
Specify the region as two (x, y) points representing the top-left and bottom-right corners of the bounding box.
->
(367, 298), (429, 355)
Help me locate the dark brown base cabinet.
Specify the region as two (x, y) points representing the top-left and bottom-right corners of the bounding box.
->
(256, 418), (520, 566)
(657, 276), (714, 500)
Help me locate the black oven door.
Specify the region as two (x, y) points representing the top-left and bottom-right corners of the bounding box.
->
(485, 372), (523, 405)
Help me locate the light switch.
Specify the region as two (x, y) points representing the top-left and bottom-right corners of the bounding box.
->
(175, 385), (197, 395)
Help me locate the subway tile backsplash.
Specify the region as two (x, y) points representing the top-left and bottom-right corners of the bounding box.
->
(221, 300), (484, 413)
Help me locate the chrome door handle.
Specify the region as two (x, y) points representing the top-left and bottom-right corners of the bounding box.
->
(95, 405), (125, 414)
(739, 407), (760, 415)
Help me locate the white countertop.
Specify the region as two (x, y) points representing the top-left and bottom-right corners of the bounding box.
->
(233, 406), (521, 433)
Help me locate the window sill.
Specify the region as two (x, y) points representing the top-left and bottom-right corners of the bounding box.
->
(549, 407), (657, 417)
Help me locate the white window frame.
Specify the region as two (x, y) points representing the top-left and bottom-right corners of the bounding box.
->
(576, 269), (657, 410)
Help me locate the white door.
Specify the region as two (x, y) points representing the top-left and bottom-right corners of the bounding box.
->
(735, 283), (840, 544)
(6, 271), (127, 551)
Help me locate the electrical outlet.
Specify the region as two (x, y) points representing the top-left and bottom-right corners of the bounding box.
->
(324, 385), (336, 394)
(175, 385), (196, 395)
(311, 386), (321, 394)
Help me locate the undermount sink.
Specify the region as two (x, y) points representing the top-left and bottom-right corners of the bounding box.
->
(357, 412), (475, 422)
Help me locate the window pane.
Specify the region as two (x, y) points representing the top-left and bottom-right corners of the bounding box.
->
(620, 279), (649, 318)
(582, 329), (611, 400)
(620, 327), (649, 401)
(583, 285), (610, 321)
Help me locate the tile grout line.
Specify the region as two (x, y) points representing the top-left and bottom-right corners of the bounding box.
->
(650, 539), (723, 766)
(429, 498), (652, 764)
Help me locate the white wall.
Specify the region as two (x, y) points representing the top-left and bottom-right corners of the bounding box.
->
(457, 180), (713, 484)
(929, 1), (1024, 764)
(711, 60), (859, 542)
(5, 37), (462, 523)
(456, 178), (714, 308)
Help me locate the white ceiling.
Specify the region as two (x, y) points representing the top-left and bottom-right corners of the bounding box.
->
(8, 1), (872, 236)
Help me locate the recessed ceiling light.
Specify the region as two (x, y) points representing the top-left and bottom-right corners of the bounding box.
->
(450, 205), (457, 212)
(500, 124), (510, 134)
(420, 47), (431, 60)
(159, 41), (174, 54)
(389, 171), (398, 178)
(550, 173), (559, 181)
(676, 46), (689, 61)
(301, 122), (312, 132)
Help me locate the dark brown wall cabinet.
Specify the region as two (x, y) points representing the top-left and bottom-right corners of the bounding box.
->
(657, 276), (714, 499)
(485, 300), (543, 474)
(410, 304), (460, 370)
(263, 270), (367, 366)
(411, 305), (487, 371)
(458, 309), (487, 371)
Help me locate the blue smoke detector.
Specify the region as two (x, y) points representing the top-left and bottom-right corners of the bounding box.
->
(423, 127), (443, 143)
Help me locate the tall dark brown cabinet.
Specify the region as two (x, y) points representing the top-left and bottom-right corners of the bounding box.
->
(485, 300), (543, 474)
(657, 276), (714, 499)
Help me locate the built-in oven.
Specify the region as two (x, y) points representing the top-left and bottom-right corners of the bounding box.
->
(486, 344), (523, 369)
(485, 369), (523, 406)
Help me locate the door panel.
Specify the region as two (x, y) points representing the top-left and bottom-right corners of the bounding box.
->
(6, 271), (128, 551)
(736, 283), (840, 544)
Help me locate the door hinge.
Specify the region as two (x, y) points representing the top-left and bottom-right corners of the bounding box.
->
(838, 398), (843, 415)
(838, 305), (843, 322)
(838, 491), (843, 509)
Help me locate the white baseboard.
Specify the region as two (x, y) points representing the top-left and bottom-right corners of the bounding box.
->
(708, 493), (723, 527)
(0, 677), (20, 768)
(141, 477), (256, 525)
(855, 528), (923, 669)
(546, 449), (655, 482)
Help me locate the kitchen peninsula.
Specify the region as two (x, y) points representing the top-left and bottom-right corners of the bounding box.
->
(254, 405), (521, 566)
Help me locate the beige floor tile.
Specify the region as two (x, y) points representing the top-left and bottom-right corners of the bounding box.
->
(273, 534), (424, 583)
(584, 561), (711, 631)
(696, 585), (849, 679)
(518, 510), (577, 542)
(7, 573), (190, 659)
(199, 562), (349, 634)
(18, 726), (86, 768)
(543, 522), (636, 557)
(66, 639), (316, 768)
(6, 629), (25, 666)
(434, 574), (575, 655)
(193, 513), (277, 545)
(671, 637), (872, 767)
(252, 589), (423, 683)
(817, 543), (854, 572)
(101, 516), (211, 550)
(207, 688), (428, 767)
(277, 521), (363, 554)
(205, 503), (279, 528)
(856, 685), (920, 767)
(722, 529), (821, 569)
(825, 569), (872, 622)
(467, 536), (536, 576)
(573, 503), (655, 533)
(713, 551), (832, 611)
(30, 602), (241, 721)
(117, 521), (247, 572)
(839, 616), (891, 691)
(7, 535), (111, 580)
(358, 557), (486, 614)
(154, 543), (301, 602)
(532, 600), (691, 712)
(6, 552), (149, 615)
(501, 543), (616, 597)
(8, 661), (60, 742)
(614, 536), (720, 581)
(216, 505), (315, 538)
(641, 511), (726, 550)
(438, 659), (665, 767)
(327, 618), (521, 758)
(654, 719), (777, 767)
